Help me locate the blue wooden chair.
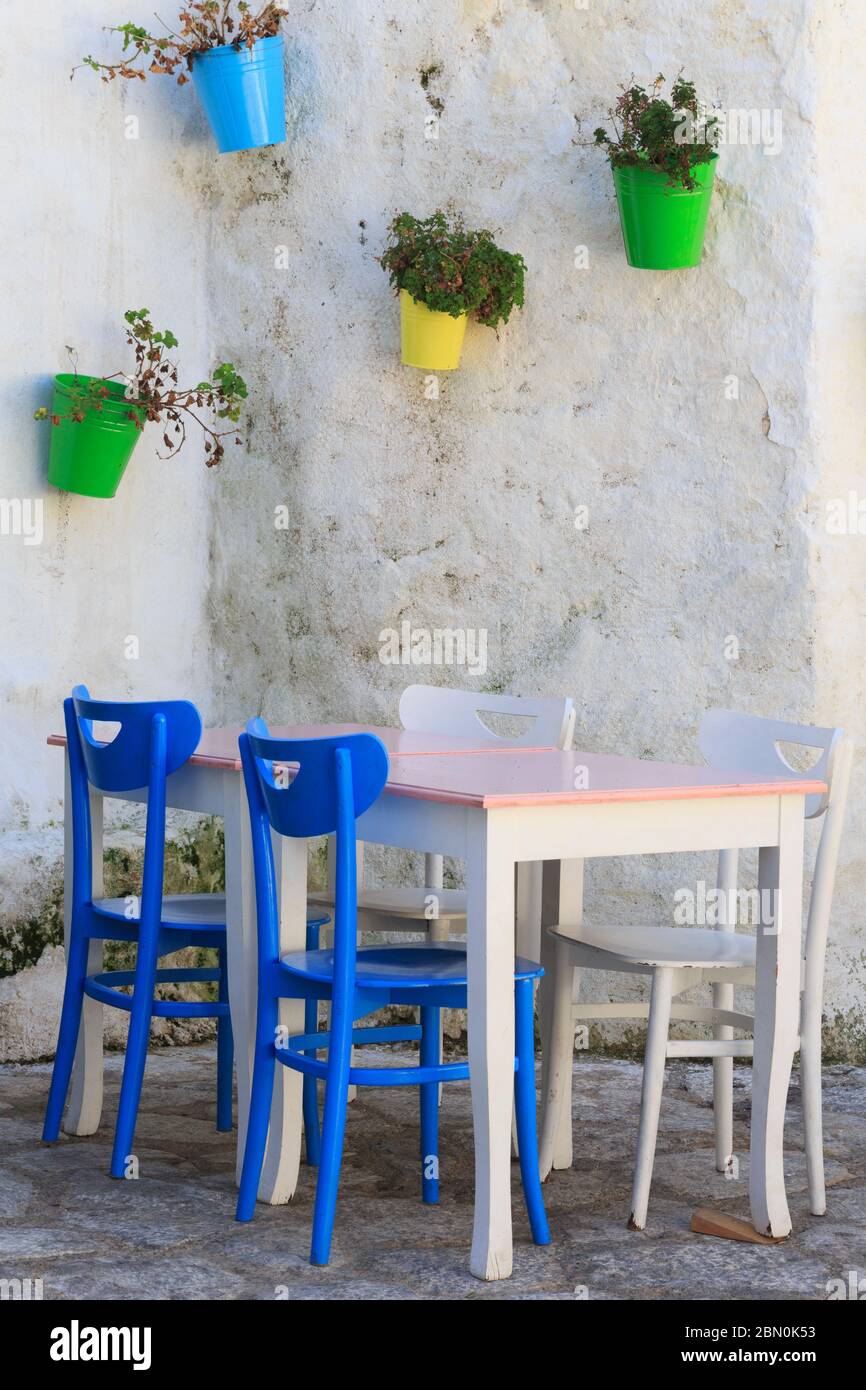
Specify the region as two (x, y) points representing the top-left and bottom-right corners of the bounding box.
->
(245, 717), (328, 1167)
(41, 688), (327, 1180)
(235, 728), (551, 1266)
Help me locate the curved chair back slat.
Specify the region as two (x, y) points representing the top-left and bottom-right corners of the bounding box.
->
(398, 684), (575, 750)
(243, 729), (388, 839)
(65, 687), (203, 925)
(699, 708), (842, 819)
(70, 690), (202, 793)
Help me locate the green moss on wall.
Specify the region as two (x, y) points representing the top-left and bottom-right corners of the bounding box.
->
(0, 883), (64, 979)
(0, 818), (226, 982)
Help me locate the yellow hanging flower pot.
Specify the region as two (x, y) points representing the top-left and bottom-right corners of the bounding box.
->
(381, 212), (526, 374)
(400, 290), (468, 371)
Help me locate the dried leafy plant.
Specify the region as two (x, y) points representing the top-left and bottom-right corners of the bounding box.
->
(380, 212), (526, 329)
(593, 74), (719, 189)
(76, 2), (287, 83)
(35, 310), (248, 466)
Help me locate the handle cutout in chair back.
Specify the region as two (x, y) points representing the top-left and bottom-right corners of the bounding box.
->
(69, 688), (202, 793)
(242, 729), (389, 839)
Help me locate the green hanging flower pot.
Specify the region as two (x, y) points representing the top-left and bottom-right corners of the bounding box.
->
(36, 309), (250, 499)
(593, 74), (721, 270)
(612, 155), (717, 269)
(46, 376), (145, 498)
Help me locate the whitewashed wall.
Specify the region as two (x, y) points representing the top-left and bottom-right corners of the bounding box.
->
(2, 0), (865, 1059)
(0, 2), (221, 1051)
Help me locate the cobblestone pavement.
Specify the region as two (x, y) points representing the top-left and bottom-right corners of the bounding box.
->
(2, 1047), (864, 1300)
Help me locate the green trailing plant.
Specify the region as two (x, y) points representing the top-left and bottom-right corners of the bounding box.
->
(76, 2), (287, 83)
(380, 212), (526, 329)
(593, 74), (719, 190)
(35, 310), (247, 466)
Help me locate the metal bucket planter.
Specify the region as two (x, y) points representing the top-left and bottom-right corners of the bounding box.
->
(399, 290), (469, 370)
(612, 155), (718, 269)
(47, 376), (145, 498)
(191, 36), (286, 154)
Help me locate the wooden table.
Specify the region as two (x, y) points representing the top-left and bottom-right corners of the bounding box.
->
(49, 726), (824, 1280)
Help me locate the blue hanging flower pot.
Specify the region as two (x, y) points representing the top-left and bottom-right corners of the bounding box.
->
(191, 35), (286, 154)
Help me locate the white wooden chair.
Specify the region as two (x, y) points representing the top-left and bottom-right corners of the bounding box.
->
(539, 709), (853, 1231)
(309, 684), (576, 939)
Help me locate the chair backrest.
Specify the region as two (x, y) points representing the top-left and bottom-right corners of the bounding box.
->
(65, 685), (202, 924)
(698, 708), (853, 1009)
(239, 723), (389, 1010)
(699, 708), (841, 819)
(398, 684), (575, 750)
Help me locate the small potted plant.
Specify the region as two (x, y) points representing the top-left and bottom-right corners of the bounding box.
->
(78, 2), (288, 154)
(380, 212), (526, 371)
(593, 74), (719, 269)
(35, 309), (248, 498)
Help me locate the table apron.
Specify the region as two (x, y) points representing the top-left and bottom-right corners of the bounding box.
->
(481, 792), (787, 861)
(357, 794), (472, 858)
(99, 776), (789, 868)
(98, 764), (226, 817)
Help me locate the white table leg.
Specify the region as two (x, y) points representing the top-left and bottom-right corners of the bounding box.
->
(751, 796), (805, 1238)
(466, 811), (515, 1280)
(65, 768), (104, 1136)
(258, 831), (306, 1202)
(512, 862), (543, 1153)
(223, 771), (257, 1182)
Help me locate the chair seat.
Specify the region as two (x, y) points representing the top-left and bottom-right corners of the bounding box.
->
(550, 923), (757, 971)
(280, 940), (542, 989)
(94, 894), (329, 933)
(307, 885), (468, 922)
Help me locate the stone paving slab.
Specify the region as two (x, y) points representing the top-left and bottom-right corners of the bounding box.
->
(1, 1047), (864, 1300)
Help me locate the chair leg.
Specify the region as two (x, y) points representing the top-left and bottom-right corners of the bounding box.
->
(303, 919), (321, 1166)
(310, 995), (353, 1266)
(514, 977), (551, 1245)
(236, 993), (278, 1222)
(800, 1030), (826, 1216)
(110, 942), (159, 1180)
(216, 946), (234, 1133)
(42, 925), (90, 1142)
(428, 916), (450, 944)
(427, 913), (449, 1108)
(420, 1005), (440, 1204)
(539, 938), (575, 1180)
(712, 979), (735, 1173)
(628, 967), (673, 1232)
(712, 1054), (735, 1174)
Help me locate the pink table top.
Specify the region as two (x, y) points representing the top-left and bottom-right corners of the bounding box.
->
(48, 724), (826, 810)
(47, 723), (554, 770)
(385, 748), (826, 808)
